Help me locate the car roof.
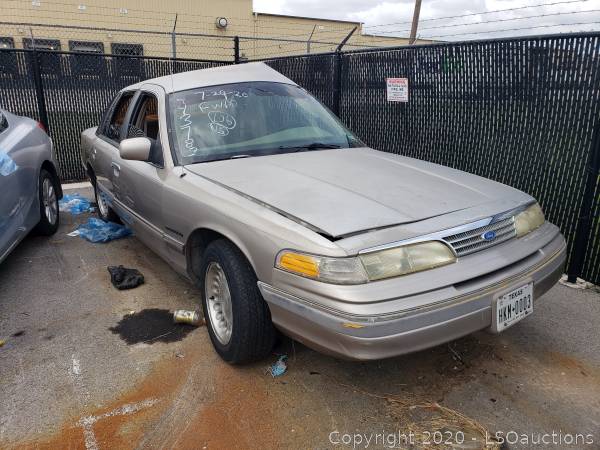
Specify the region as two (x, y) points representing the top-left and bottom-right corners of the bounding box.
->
(125, 62), (298, 94)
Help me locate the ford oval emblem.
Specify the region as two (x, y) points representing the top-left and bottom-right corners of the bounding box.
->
(482, 230), (497, 241)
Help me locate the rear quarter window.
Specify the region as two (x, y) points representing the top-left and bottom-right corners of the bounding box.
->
(0, 112), (8, 134)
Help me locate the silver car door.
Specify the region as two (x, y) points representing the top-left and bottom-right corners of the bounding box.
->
(111, 86), (170, 260)
(93, 92), (135, 205)
(0, 111), (38, 258)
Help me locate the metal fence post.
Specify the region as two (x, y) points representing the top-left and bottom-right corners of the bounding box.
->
(234, 36), (240, 64)
(30, 49), (50, 135)
(567, 119), (600, 283)
(332, 51), (342, 116)
(171, 33), (177, 59)
(332, 27), (357, 117)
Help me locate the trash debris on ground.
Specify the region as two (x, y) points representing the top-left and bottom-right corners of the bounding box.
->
(269, 355), (288, 377)
(72, 218), (132, 243)
(59, 193), (95, 215)
(173, 310), (204, 326)
(110, 309), (196, 345)
(0, 339), (5, 347)
(0, 152), (18, 176)
(559, 274), (594, 290)
(108, 265), (145, 290)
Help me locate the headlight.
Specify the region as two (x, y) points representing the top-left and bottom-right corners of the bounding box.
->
(359, 241), (456, 281)
(276, 251), (369, 284)
(275, 241), (456, 284)
(514, 203), (545, 237)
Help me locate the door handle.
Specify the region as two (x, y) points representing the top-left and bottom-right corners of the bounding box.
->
(111, 161), (121, 177)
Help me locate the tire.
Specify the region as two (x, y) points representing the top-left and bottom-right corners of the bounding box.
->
(34, 169), (60, 236)
(199, 239), (276, 364)
(93, 179), (120, 223)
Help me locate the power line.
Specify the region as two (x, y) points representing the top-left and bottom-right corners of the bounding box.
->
(364, 0), (590, 29)
(422, 20), (600, 38)
(369, 9), (600, 35)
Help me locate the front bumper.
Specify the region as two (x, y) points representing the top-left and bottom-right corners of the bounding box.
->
(258, 231), (566, 360)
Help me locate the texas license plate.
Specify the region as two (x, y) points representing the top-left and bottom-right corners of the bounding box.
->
(495, 283), (533, 332)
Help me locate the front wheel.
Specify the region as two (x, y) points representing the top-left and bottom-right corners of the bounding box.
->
(199, 239), (276, 364)
(34, 168), (60, 235)
(93, 180), (120, 223)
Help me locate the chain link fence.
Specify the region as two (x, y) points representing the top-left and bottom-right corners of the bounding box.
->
(262, 34), (600, 286)
(0, 22), (237, 61)
(0, 47), (227, 181)
(0, 19), (411, 62)
(0, 32), (599, 286)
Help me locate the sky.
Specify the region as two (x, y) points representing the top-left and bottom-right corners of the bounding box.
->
(253, 0), (600, 41)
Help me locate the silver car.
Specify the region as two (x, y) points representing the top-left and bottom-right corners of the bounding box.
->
(80, 63), (566, 363)
(0, 109), (62, 263)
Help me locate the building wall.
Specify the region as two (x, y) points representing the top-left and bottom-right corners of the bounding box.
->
(0, 0), (420, 61)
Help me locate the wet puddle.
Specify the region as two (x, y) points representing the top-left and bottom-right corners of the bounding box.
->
(110, 308), (196, 345)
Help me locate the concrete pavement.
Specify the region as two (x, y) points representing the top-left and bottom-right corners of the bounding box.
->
(0, 189), (599, 449)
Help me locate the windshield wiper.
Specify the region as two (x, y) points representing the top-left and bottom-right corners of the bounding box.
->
(279, 142), (342, 152)
(189, 154), (253, 164)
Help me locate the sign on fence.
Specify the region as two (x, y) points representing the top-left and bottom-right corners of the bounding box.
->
(386, 78), (409, 102)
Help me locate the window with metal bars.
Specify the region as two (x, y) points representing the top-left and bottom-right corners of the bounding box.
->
(110, 43), (143, 57)
(69, 40), (104, 53)
(22, 38), (61, 51)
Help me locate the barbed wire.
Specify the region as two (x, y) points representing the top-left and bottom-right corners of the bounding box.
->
(368, 9), (600, 36)
(3, 2), (599, 60)
(363, 0), (591, 29)
(422, 20), (600, 39)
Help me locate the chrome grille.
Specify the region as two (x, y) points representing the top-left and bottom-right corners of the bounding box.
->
(443, 217), (516, 257)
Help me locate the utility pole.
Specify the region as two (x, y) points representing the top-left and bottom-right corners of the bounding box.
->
(409, 0), (422, 45)
(171, 14), (178, 59)
(307, 24), (317, 54)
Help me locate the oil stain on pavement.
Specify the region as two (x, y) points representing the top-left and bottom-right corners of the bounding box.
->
(110, 308), (196, 345)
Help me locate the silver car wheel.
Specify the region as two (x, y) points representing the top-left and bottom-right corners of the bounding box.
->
(42, 178), (57, 225)
(97, 189), (109, 218)
(205, 261), (233, 345)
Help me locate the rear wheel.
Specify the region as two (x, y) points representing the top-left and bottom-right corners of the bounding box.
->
(199, 239), (276, 364)
(93, 179), (120, 223)
(34, 169), (59, 236)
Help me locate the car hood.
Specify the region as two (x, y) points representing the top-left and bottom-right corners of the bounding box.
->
(184, 148), (529, 238)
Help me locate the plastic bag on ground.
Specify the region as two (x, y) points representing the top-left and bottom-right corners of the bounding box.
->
(75, 218), (132, 243)
(0, 152), (18, 176)
(59, 193), (94, 215)
(269, 355), (288, 377)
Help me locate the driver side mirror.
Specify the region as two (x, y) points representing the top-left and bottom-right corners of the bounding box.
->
(119, 137), (151, 161)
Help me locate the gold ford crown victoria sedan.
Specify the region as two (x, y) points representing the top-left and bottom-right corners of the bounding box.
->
(81, 63), (566, 363)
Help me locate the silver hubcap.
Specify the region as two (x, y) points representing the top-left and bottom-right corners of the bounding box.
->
(205, 262), (233, 345)
(42, 178), (57, 225)
(97, 188), (109, 217)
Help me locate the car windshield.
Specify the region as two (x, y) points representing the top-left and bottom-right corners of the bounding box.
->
(168, 81), (362, 164)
